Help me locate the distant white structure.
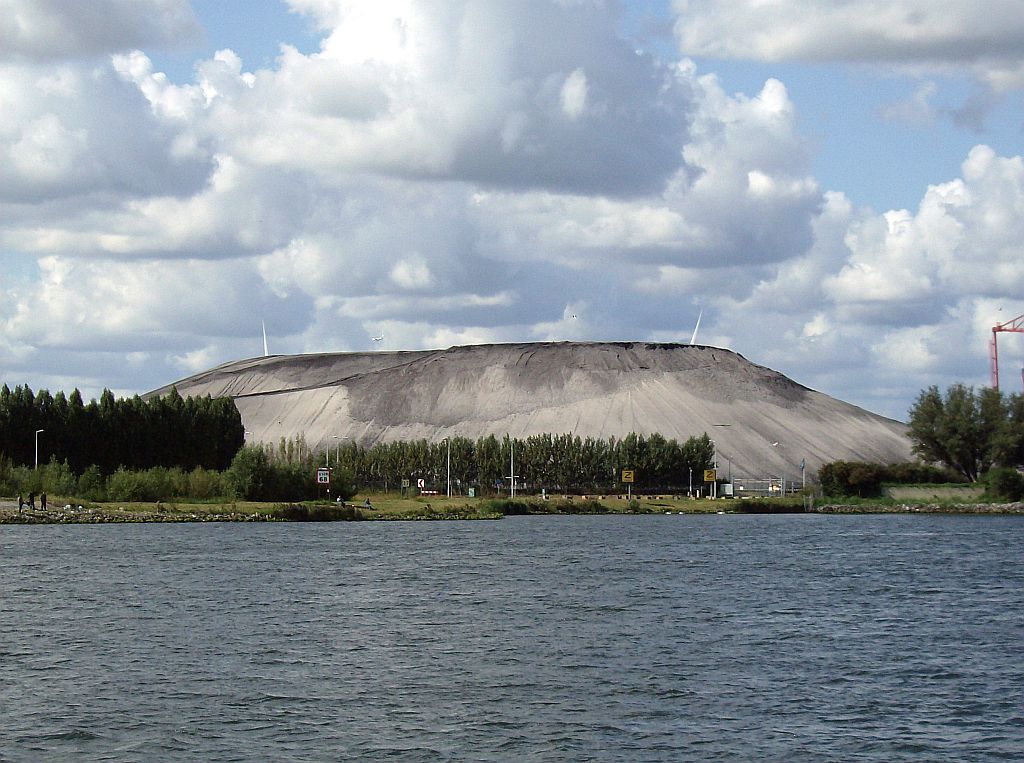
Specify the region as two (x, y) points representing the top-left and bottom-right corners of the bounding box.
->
(262, 321), (269, 357)
(690, 309), (703, 345)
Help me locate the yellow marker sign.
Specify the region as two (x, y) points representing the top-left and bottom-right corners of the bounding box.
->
(621, 470), (635, 483)
(703, 469), (717, 482)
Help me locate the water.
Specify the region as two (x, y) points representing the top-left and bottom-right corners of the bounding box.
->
(1, 514), (1022, 761)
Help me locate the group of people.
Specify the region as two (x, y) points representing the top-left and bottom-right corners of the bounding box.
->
(17, 492), (46, 512)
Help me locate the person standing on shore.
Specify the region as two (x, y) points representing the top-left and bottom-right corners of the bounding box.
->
(28, 492), (35, 510)
(41, 492), (47, 510)
(17, 494), (23, 512)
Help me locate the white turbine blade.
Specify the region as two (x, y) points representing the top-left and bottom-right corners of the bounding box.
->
(262, 320), (269, 357)
(689, 309), (703, 345)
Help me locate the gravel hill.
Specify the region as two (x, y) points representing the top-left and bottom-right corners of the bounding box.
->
(152, 341), (912, 480)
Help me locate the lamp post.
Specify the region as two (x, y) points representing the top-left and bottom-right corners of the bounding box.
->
(768, 440), (781, 496)
(711, 424), (731, 499)
(446, 437), (452, 498)
(34, 429), (44, 470)
(510, 438), (516, 499)
(505, 436), (519, 499)
(710, 439), (717, 499)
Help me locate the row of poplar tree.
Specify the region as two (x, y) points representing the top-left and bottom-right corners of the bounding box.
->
(0, 384), (244, 474)
(317, 432), (717, 494)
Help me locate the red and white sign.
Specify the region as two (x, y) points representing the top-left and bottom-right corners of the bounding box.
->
(417, 478), (425, 488)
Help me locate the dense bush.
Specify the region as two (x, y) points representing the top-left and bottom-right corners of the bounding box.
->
(225, 446), (355, 502)
(187, 467), (226, 500)
(77, 465), (107, 501)
(818, 461), (886, 498)
(985, 468), (1024, 502)
(106, 467), (191, 502)
(818, 460), (969, 498)
(484, 499), (539, 515)
(270, 503), (363, 521)
(736, 496), (809, 513)
(883, 462), (960, 484)
(556, 498), (608, 514)
(226, 446), (271, 501)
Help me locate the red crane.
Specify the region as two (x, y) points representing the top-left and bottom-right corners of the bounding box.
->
(989, 312), (1024, 391)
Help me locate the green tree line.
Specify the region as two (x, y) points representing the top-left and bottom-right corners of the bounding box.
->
(328, 431), (717, 494)
(0, 384), (244, 474)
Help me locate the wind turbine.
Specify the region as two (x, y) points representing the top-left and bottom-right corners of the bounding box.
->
(689, 309), (703, 345)
(262, 320), (269, 357)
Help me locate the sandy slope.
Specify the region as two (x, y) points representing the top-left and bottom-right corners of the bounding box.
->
(152, 341), (912, 479)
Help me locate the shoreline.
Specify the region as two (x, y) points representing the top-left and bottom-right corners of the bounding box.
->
(2, 499), (1023, 524)
(812, 502), (1024, 515)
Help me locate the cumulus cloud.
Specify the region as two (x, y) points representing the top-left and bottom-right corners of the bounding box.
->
(825, 146), (1024, 313)
(0, 59), (210, 204)
(472, 71), (821, 273)
(4, 0), (1024, 423)
(0, 0), (199, 62)
(672, 0), (1024, 89)
(189, 0), (695, 196)
(708, 145), (1024, 417)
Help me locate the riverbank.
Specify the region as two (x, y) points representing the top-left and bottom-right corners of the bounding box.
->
(2, 496), (1023, 523)
(813, 501), (1024, 514)
(0, 494), (712, 523)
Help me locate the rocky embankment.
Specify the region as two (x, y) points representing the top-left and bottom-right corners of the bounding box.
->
(812, 502), (1024, 514)
(0, 502), (272, 523)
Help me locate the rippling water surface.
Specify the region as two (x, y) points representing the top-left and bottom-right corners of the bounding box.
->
(2, 514), (1022, 761)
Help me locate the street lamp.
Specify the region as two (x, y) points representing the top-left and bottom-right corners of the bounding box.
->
(507, 436), (518, 499)
(34, 429), (44, 470)
(445, 437), (451, 498)
(711, 424), (731, 499)
(768, 440), (781, 495)
(710, 439), (718, 499)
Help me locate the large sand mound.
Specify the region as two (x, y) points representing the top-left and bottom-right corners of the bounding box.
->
(152, 341), (912, 479)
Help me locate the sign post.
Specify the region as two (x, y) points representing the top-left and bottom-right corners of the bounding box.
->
(621, 469), (635, 500)
(316, 467), (331, 500)
(703, 468), (717, 499)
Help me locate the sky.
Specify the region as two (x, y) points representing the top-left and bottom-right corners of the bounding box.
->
(1, 0), (1023, 422)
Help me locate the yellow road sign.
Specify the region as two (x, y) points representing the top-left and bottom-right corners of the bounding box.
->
(621, 469), (635, 483)
(703, 469), (717, 482)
